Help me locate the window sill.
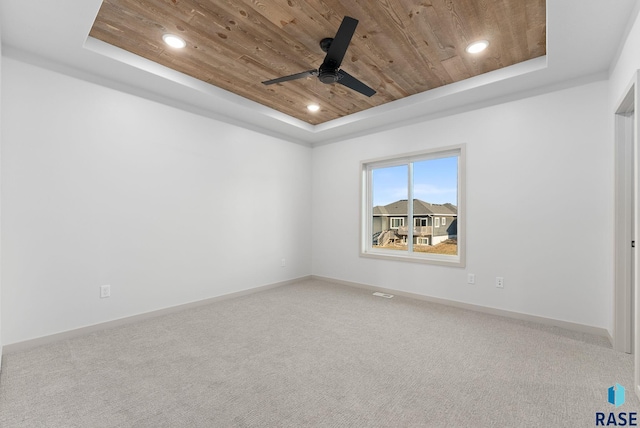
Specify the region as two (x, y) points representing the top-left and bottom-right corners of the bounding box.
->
(360, 249), (465, 267)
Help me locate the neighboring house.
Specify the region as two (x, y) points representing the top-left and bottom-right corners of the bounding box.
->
(373, 199), (457, 246)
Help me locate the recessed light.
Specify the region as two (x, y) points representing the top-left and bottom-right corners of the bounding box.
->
(307, 104), (320, 112)
(465, 40), (489, 54)
(162, 34), (186, 49)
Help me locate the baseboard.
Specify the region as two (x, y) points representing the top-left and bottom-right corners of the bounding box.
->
(3, 274), (610, 355)
(606, 330), (614, 347)
(311, 275), (610, 339)
(3, 276), (311, 355)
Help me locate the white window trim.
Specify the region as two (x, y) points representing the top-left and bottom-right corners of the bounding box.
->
(434, 217), (440, 227)
(417, 237), (429, 245)
(360, 144), (466, 267)
(442, 217), (446, 226)
(390, 217), (405, 229)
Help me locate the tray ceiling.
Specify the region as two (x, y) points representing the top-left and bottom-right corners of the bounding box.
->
(89, 0), (546, 125)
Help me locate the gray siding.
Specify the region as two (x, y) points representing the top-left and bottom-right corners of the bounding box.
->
(373, 216), (386, 235)
(433, 215), (457, 237)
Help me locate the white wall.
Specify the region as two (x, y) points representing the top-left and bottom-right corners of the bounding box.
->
(1, 57), (312, 345)
(312, 80), (612, 330)
(610, 5), (640, 108)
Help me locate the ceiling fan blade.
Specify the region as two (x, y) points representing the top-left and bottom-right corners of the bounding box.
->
(322, 16), (358, 69)
(337, 70), (376, 97)
(262, 70), (317, 85)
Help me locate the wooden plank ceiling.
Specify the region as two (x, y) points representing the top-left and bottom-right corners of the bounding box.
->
(89, 0), (546, 125)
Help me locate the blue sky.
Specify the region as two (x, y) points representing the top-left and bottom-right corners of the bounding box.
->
(372, 156), (458, 206)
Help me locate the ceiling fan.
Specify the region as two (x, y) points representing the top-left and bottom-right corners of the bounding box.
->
(262, 16), (376, 97)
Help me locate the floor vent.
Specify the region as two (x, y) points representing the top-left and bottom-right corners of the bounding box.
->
(373, 292), (394, 299)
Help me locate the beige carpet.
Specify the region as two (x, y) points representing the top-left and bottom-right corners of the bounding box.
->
(0, 278), (638, 427)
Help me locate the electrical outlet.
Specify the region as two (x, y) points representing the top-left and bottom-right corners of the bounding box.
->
(496, 277), (504, 288)
(467, 274), (475, 284)
(100, 284), (111, 298)
(281, 258), (286, 267)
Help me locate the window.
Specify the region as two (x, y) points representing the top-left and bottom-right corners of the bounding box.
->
(417, 237), (429, 245)
(390, 217), (405, 229)
(361, 145), (465, 266)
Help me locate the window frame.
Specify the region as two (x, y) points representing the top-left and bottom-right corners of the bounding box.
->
(390, 217), (405, 229)
(416, 237), (430, 246)
(442, 217), (446, 226)
(360, 144), (466, 267)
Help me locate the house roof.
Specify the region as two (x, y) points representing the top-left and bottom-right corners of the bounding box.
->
(373, 200), (457, 216)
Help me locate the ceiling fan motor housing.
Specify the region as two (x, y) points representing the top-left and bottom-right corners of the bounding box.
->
(318, 64), (340, 84)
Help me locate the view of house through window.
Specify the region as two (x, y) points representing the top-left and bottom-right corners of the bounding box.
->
(363, 146), (464, 265)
